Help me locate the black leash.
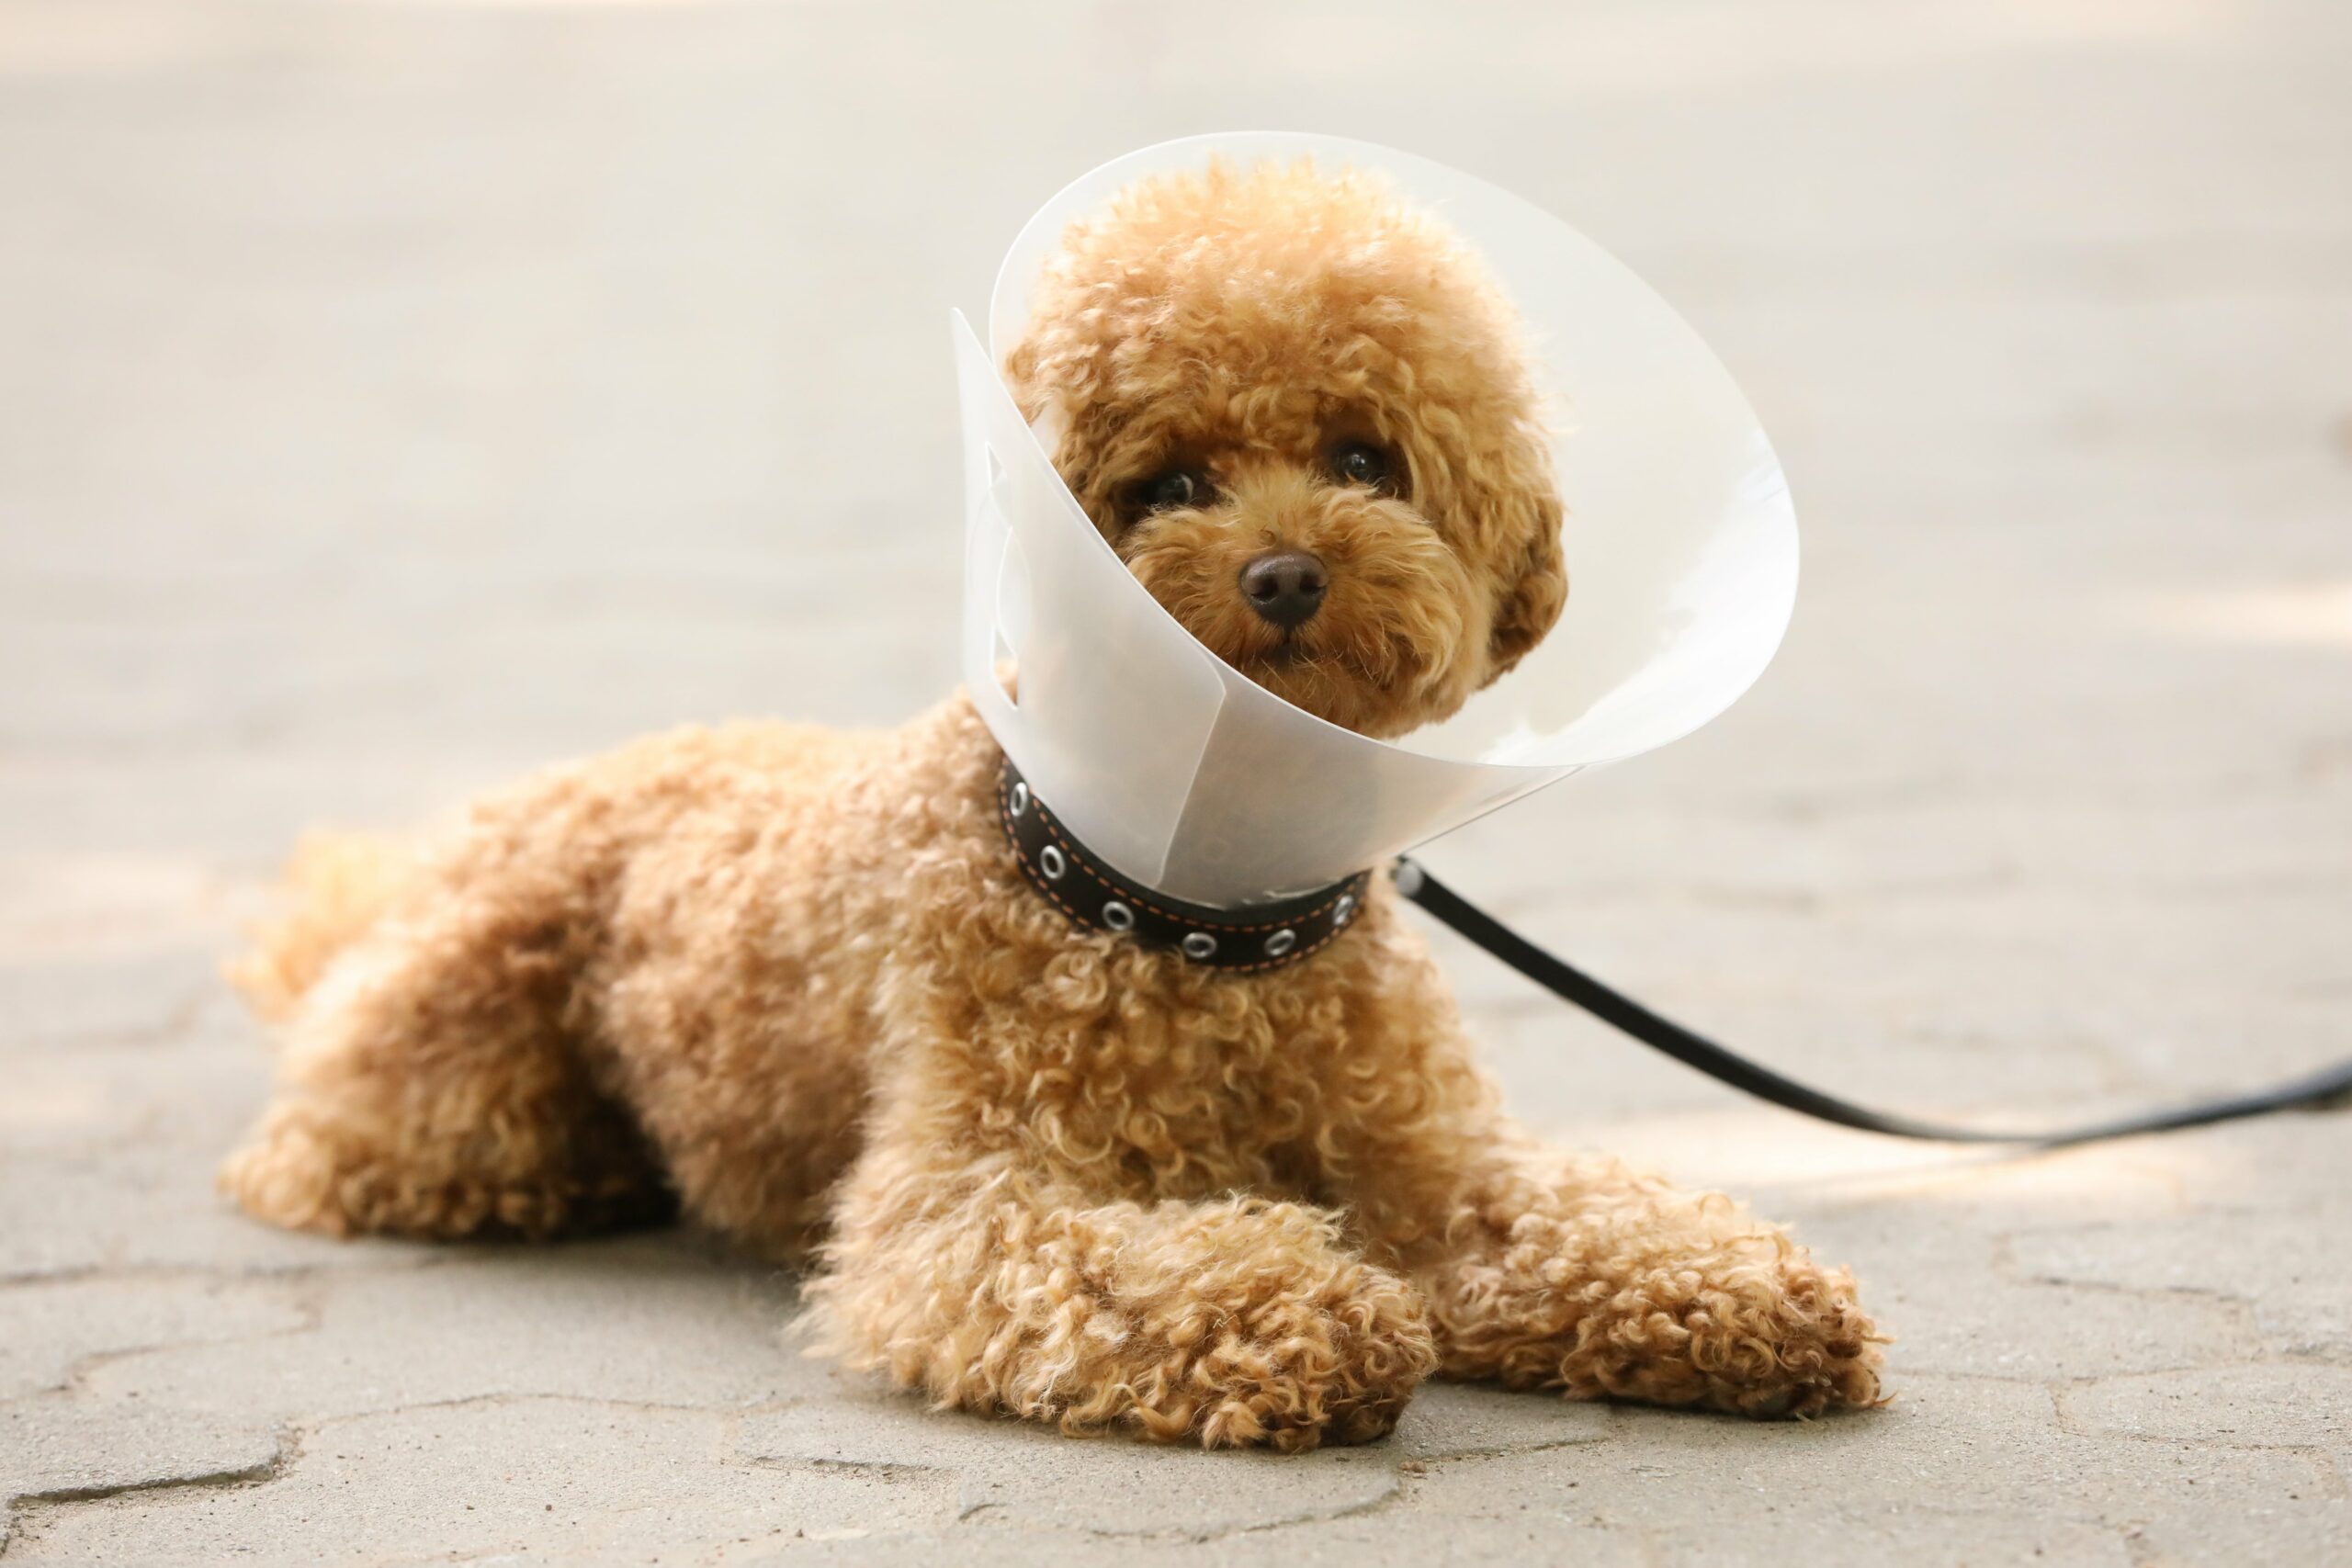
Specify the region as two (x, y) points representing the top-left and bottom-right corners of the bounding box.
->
(1393, 859), (2352, 1147)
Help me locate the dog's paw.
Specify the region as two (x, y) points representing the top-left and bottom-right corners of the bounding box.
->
(1652, 1252), (1887, 1419)
(1176, 1262), (1438, 1451)
(219, 1107), (359, 1237)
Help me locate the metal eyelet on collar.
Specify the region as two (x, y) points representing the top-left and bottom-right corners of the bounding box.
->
(1181, 931), (1219, 961)
(1101, 899), (1136, 932)
(1333, 892), (1355, 922)
(1038, 844), (1067, 880)
(1010, 780), (1030, 817)
(1262, 929), (1296, 957)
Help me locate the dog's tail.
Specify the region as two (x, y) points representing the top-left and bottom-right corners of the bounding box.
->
(227, 830), (418, 1023)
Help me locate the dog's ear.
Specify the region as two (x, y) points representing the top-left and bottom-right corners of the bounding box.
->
(1002, 331), (1099, 435)
(1002, 333), (1113, 522)
(1486, 477), (1567, 681)
(1002, 337), (1050, 424)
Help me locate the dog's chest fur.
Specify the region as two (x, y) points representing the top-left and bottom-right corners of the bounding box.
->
(843, 696), (1460, 1206)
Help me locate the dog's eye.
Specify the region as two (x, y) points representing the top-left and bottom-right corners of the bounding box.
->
(1140, 468), (1206, 512)
(1331, 441), (1393, 491)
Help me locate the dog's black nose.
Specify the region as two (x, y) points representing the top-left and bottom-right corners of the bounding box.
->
(1239, 550), (1328, 629)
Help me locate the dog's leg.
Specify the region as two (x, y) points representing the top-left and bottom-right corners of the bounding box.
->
(220, 904), (668, 1243)
(1354, 1134), (1883, 1417)
(804, 1150), (1437, 1450)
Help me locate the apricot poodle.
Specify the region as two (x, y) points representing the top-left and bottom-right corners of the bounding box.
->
(222, 158), (1883, 1449)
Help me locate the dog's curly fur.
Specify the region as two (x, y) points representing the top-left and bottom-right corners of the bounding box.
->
(222, 159), (1883, 1449)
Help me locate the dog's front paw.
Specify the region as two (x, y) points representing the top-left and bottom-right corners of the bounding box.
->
(1177, 1262), (1436, 1451)
(1707, 1254), (1885, 1418)
(1604, 1247), (1886, 1419)
(1429, 1187), (1888, 1420)
(1098, 1200), (1438, 1451)
(820, 1191), (1439, 1452)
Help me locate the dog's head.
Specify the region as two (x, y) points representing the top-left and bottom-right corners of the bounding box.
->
(1004, 158), (1566, 740)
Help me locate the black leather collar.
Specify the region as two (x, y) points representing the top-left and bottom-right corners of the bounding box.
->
(997, 755), (1371, 973)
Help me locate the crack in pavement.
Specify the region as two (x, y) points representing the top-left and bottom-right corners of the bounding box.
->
(1, 1428), (298, 1558)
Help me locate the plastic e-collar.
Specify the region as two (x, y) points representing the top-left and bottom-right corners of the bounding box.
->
(956, 132), (1798, 908)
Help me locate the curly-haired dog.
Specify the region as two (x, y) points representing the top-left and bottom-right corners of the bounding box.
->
(223, 159), (1883, 1449)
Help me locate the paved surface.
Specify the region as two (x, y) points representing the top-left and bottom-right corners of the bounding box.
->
(4, 1), (2349, 1562)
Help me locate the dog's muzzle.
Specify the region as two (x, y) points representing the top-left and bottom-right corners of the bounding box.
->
(997, 754), (1370, 973)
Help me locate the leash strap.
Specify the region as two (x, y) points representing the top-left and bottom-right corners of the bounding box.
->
(1393, 859), (2352, 1147)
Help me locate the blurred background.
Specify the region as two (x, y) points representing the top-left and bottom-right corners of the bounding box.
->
(0, 2), (2347, 1560)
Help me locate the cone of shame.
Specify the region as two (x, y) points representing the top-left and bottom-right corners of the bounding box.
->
(953, 132), (1799, 909)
